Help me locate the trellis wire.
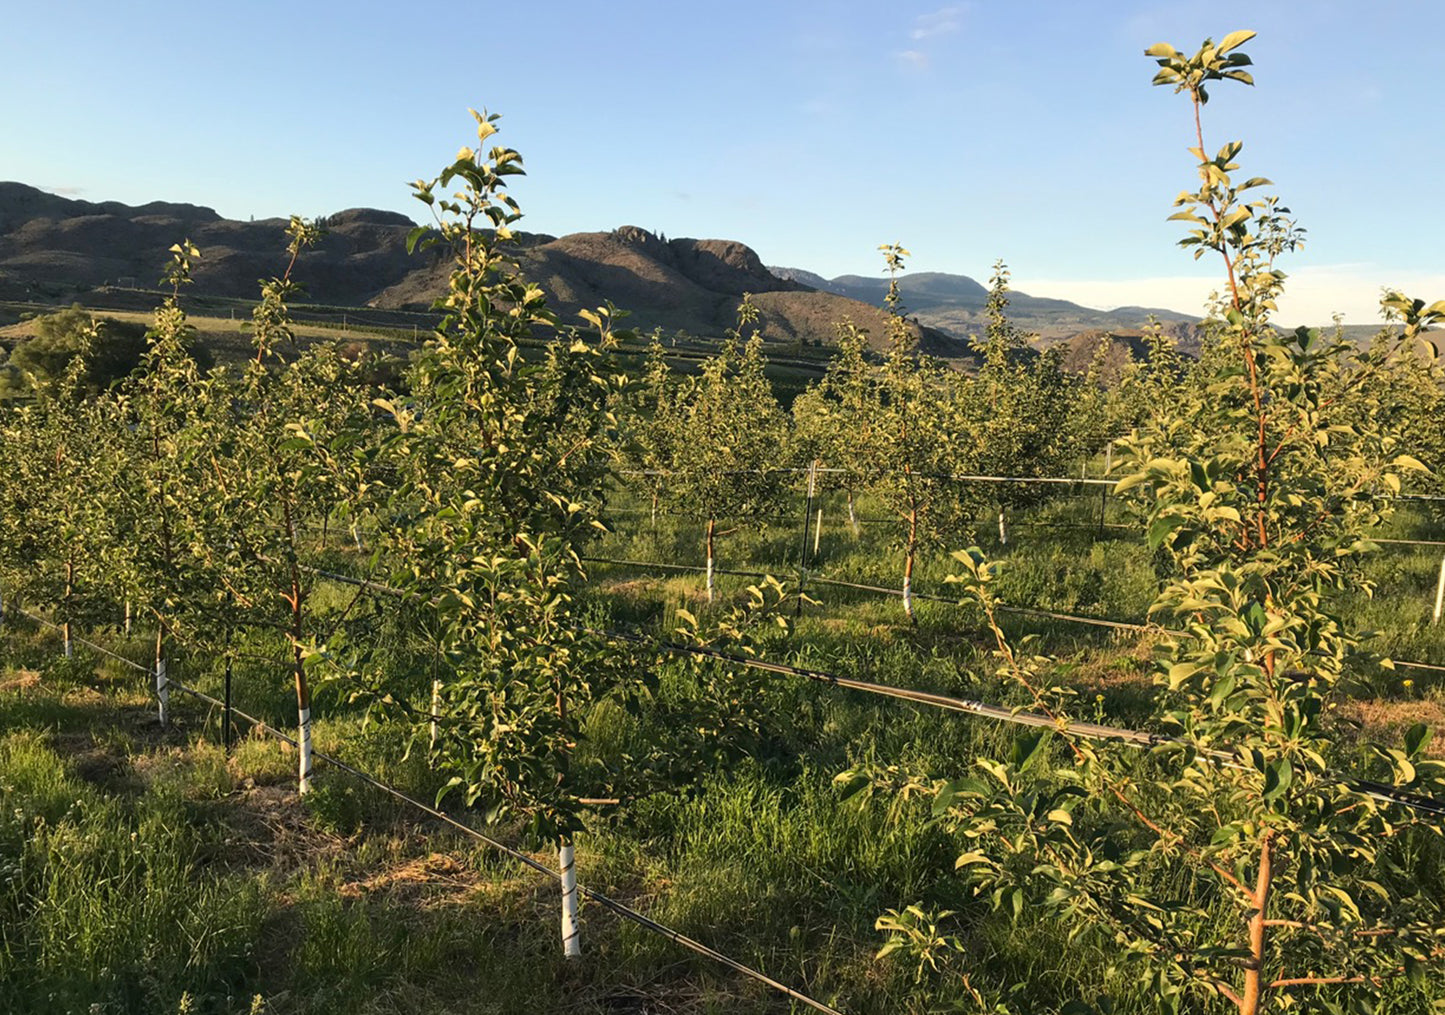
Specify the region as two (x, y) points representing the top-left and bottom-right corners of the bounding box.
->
(602, 630), (1445, 819)
(148, 670), (847, 1015)
(289, 568), (1445, 819)
(618, 465), (1445, 503)
(311, 559), (1442, 689)
(583, 555), (1154, 631)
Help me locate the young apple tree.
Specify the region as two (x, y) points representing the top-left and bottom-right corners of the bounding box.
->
(855, 34), (1445, 1013)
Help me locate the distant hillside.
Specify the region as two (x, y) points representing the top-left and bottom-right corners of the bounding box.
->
(2, 181), (1201, 361)
(0, 184), (959, 357)
(769, 265), (1200, 345)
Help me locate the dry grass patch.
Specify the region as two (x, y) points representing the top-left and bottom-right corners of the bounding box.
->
(0, 668), (41, 692)
(1345, 696), (1445, 757)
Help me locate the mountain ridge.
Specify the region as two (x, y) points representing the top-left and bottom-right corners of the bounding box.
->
(0, 182), (1191, 358)
(767, 264), (1197, 342)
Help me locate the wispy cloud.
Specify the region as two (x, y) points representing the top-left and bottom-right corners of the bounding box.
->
(893, 49), (929, 71)
(893, 5), (969, 73)
(45, 185), (86, 196)
(911, 4), (967, 41)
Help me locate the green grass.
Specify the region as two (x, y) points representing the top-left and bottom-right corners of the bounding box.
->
(2, 484), (1443, 1013)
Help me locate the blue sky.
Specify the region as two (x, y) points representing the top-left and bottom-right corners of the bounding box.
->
(4, 1), (1442, 325)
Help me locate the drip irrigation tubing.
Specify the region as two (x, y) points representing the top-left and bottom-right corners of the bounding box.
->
(191, 565), (1445, 815)
(1396, 660), (1445, 674)
(582, 556), (774, 581)
(582, 555), (1155, 632)
(602, 629), (1445, 819)
(14, 610), (152, 674)
(615, 468), (1445, 506)
(298, 566), (1445, 816)
(148, 673), (845, 1014)
(306, 561), (1441, 684)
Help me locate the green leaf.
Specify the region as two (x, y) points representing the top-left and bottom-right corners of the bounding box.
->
(1216, 30), (1256, 55)
(1113, 471), (1149, 495)
(1147, 512), (1181, 550)
(1262, 758), (1292, 802)
(1010, 729), (1050, 772)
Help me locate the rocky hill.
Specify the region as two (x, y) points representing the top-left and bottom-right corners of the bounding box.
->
(0, 183), (966, 356)
(0, 181), (1188, 360)
(768, 265), (1199, 345)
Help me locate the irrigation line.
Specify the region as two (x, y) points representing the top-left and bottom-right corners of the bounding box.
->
(805, 574), (1152, 631)
(604, 630), (1445, 819)
(620, 466), (1445, 500)
(583, 555), (1154, 632)
(16, 594), (1445, 822)
(1396, 660), (1445, 674)
(617, 467), (1119, 486)
(14, 609), (152, 674)
(582, 556), (774, 581)
(309, 560), (1439, 681)
(289, 566), (1445, 816)
(155, 674), (845, 1015)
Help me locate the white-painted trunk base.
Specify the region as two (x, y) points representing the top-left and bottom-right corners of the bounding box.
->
(848, 497), (859, 537)
(560, 841), (582, 958)
(430, 679), (441, 749)
(1433, 552), (1445, 625)
(902, 577), (913, 617)
(64, 625), (73, 659)
(814, 508), (823, 555)
(998, 509), (1009, 546)
(156, 659), (169, 725)
(298, 706), (313, 795)
(706, 556), (715, 603)
(123, 600), (131, 638)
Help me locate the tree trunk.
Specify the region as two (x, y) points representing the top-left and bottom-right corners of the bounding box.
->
(1240, 832), (1274, 1015)
(63, 558), (74, 659)
(286, 501), (314, 795)
(847, 490), (860, 537)
(998, 507), (1009, 546)
(705, 517), (716, 603)
(123, 598), (131, 637)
